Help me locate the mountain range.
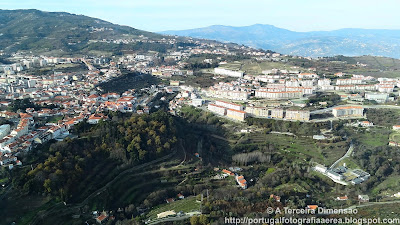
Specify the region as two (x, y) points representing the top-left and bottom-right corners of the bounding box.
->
(161, 24), (400, 58)
(0, 9), (162, 55)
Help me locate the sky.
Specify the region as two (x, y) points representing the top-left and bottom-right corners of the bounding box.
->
(1, 0), (400, 32)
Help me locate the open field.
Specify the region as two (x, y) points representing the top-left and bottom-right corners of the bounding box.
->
(371, 175), (400, 196)
(234, 132), (340, 165)
(350, 127), (389, 147)
(337, 157), (360, 169)
(146, 196), (201, 219)
(390, 132), (400, 143)
(220, 60), (301, 75)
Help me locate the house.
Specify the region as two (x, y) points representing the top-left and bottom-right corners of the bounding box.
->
(393, 125), (400, 130)
(96, 211), (108, 224)
(270, 194), (281, 202)
(336, 196), (348, 201)
(359, 121), (373, 127)
(358, 195), (369, 202)
(307, 205), (318, 210)
(222, 169), (234, 176)
(88, 113), (108, 124)
(166, 198), (175, 203)
(235, 175), (247, 189)
(389, 141), (400, 147)
(177, 193), (185, 199)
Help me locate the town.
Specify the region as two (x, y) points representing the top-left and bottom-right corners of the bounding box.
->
(2, 18), (400, 225)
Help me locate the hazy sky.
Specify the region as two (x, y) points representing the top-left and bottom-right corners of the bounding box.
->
(1, 0), (400, 32)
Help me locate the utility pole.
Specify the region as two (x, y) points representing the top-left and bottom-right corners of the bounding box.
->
(200, 193), (203, 213)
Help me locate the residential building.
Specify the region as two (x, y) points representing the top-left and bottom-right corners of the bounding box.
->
(284, 110), (310, 121)
(214, 68), (244, 78)
(208, 104), (226, 116)
(365, 92), (389, 103)
(226, 108), (247, 121)
(332, 106), (363, 118)
(215, 100), (243, 111)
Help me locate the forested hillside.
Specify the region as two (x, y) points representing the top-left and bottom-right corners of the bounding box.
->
(12, 111), (177, 202)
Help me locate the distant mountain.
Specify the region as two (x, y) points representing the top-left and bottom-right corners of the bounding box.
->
(0, 9), (163, 55)
(161, 24), (400, 58)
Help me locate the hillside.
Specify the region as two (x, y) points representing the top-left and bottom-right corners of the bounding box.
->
(0, 9), (163, 55)
(162, 24), (400, 58)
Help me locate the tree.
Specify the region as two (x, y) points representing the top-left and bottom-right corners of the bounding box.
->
(199, 215), (208, 225)
(190, 216), (200, 225)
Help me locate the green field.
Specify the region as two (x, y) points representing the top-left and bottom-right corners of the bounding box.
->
(235, 132), (341, 165)
(351, 127), (389, 147)
(344, 56), (400, 78)
(220, 60), (301, 75)
(337, 158), (360, 170)
(146, 196), (201, 219)
(390, 132), (400, 143)
(371, 175), (400, 196)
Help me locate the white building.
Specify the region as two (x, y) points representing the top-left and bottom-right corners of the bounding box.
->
(332, 106), (363, 118)
(208, 104), (226, 116)
(215, 100), (243, 111)
(365, 92), (389, 103)
(0, 124), (11, 139)
(214, 68), (244, 78)
(226, 108), (247, 121)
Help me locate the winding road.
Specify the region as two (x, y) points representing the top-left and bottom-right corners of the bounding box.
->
(329, 143), (354, 169)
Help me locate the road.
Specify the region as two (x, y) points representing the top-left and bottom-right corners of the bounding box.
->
(346, 200), (400, 210)
(0, 184), (12, 202)
(310, 104), (400, 115)
(329, 143), (354, 169)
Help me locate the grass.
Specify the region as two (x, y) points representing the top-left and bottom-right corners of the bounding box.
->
(220, 60), (299, 75)
(355, 203), (400, 219)
(319, 141), (348, 166)
(265, 168), (276, 174)
(353, 128), (389, 147)
(237, 132), (328, 164)
(146, 196), (201, 219)
(371, 175), (400, 196)
(390, 132), (400, 143)
(46, 115), (64, 123)
(275, 183), (308, 193)
(337, 158), (360, 170)
(0, 193), (55, 225)
(0, 177), (8, 184)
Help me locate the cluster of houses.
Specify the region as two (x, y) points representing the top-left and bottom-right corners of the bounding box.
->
(222, 168), (248, 189)
(0, 110), (108, 169)
(207, 69), (399, 101)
